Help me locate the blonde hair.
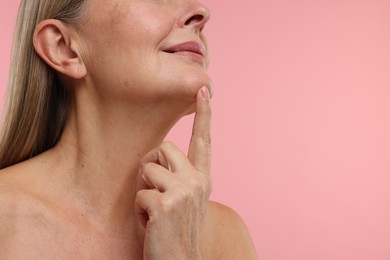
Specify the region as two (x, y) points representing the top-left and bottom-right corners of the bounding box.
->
(0, 0), (88, 169)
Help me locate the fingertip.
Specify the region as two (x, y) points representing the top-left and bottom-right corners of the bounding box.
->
(199, 86), (210, 101)
(195, 86), (212, 116)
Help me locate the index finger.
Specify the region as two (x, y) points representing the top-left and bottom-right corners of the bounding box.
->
(187, 86), (212, 175)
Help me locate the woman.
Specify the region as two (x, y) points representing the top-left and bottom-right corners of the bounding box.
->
(0, 0), (258, 259)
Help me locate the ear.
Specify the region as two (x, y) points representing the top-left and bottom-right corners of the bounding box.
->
(33, 19), (87, 79)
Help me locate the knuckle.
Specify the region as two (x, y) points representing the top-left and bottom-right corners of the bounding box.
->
(161, 141), (176, 150)
(175, 185), (191, 199)
(140, 162), (153, 174)
(171, 185), (193, 205)
(160, 196), (175, 213)
(159, 186), (191, 213)
(192, 130), (212, 145)
(202, 131), (212, 145)
(186, 176), (211, 197)
(188, 177), (202, 191)
(135, 189), (146, 200)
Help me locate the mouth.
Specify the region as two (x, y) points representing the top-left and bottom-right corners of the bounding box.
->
(163, 41), (206, 63)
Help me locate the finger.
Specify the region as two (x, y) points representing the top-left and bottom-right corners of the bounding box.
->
(140, 141), (189, 173)
(134, 189), (160, 228)
(188, 86), (212, 174)
(140, 162), (178, 192)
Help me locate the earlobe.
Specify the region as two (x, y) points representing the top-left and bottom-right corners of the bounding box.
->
(33, 19), (87, 79)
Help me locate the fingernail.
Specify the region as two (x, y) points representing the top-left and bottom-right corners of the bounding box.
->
(201, 86), (210, 100)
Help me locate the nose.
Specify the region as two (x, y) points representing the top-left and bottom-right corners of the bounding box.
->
(178, 1), (211, 32)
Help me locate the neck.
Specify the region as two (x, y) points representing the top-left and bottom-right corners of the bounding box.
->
(46, 85), (193, 227)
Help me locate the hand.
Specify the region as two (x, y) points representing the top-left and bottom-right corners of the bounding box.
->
(135, 86), (212, 260)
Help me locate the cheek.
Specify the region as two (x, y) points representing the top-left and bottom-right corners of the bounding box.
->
(125, 2), (175, 42)
(80, 2), (211, 100)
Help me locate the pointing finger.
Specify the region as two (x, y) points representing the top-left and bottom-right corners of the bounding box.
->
(188, 86), (212, 175)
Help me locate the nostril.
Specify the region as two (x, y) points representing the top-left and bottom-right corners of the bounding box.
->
(184, 14), (204, 26)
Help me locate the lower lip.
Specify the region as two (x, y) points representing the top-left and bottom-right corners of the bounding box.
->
(167, 51), (205, 64)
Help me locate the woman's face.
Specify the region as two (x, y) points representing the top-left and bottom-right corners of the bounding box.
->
(79, 0), (212, 105)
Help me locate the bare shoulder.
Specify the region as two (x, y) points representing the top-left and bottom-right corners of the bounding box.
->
(0, 165), (43, 223)
(0, 170), (21, 246)
(0, 164), (40, 226)
(0, 169), (19, 212)
(0, 165), (60, 257)
(0, 167), (26, 209)
(202, 201), (259, 260)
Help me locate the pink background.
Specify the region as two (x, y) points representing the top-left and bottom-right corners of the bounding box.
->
(2, 0), (390, 259)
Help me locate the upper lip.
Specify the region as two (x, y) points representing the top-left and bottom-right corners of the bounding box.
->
(163, 41), (205, 57)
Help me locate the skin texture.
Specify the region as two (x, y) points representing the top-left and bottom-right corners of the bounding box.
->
(0, 0), (258, 259)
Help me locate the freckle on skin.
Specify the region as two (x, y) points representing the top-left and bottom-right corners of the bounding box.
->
(107, 3), (129, 33)
(124, 81), (130, 87)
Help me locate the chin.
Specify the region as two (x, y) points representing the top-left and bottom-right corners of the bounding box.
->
(159, 59), (212, 93)
(177, 70), (213, 97)
(177, 75), (212, 117)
